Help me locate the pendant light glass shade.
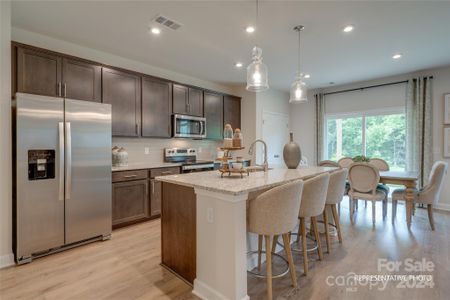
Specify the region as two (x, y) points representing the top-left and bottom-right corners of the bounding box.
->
(246, 46), (269, 92)
(289, 25), (308, 103)
(289, 73), (307, 103)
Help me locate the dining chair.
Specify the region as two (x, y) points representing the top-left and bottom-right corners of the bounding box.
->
(247, 180), (304, 300)
(296, 173), (330, 275)
(319, 160), (340, 167)
(391, 161), (448, 230)
(348, 163), (387, 225)
(368, 158), (390, 211)
(323, 169), (348, 253)
(338, 157), (353, 168)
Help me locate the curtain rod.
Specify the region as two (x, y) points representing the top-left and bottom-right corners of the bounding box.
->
(323, 76), (433, 96)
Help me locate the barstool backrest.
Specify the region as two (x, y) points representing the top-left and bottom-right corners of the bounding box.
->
(248, 180), (304, 236)
(319, 160), (340, 168)
(326, 169), (348, 205)
(370, 158), (390, 171)
(338, 157), (353, 168)
(299, 173), (330, 218)
(348, 163), (380, 194)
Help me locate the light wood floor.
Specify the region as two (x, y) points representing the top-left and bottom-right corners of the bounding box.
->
(1, 199), (449, 300)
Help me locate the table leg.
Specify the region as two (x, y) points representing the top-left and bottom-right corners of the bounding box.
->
(193, 188), (250, 300)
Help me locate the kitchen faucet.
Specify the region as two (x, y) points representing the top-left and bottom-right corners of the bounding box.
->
(248, 139), (269, 172)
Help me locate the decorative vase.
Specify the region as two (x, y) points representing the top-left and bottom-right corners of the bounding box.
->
(283, 132), (301, 169)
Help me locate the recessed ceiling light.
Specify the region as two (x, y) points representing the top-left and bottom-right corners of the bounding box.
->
(235, 62), (243, 68)
(150, 27), (161, 35)
(246, 26), (255, 33)
(303, 74), (311, 79)
(343, 25), (354, 33)
(392, 53), (402, 60)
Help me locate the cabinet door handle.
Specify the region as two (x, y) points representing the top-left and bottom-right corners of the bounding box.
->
(58, 82), (62, 97)
(63, 83), (67, 98)
(161, 171), (172, 175)
(123, 175), (137, 178)
(152, 180), (155, 194)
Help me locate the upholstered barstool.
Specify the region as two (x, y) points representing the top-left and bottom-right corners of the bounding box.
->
(323, 169), (348, 253)
(295, 173), (330, 275)
(247, 180), (304, 300)
(348, 163), (387, 225)
(392, 161), (448, 230)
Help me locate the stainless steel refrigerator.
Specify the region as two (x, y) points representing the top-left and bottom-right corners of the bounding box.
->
(13, 93), (112, 264)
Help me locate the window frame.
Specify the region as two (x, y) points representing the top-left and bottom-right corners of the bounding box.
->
(324, 106), (405, 160)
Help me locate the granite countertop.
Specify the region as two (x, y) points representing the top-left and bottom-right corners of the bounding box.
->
(156, 166), (336, 196)
(112, 162), (182, 172)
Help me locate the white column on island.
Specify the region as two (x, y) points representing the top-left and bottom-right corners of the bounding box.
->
(193, 188), (250, 300)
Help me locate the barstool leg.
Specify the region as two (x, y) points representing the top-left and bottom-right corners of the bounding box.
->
(271, 235), (278, 254)
(300, 217), (308, 275)
(265, 235), (273, 300)
(258, 234), (263, 271)
(331, 204), (343, 243)
(282, 233), (297, 288)
(427, 204), (435, 230)
(323, 207), (331, 254)
(311, 217), (323, 260)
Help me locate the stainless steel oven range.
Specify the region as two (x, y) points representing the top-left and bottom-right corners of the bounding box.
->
(164, 148), (215, 173)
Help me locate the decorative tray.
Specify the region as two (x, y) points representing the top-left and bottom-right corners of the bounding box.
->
(219, 167), (249, 178)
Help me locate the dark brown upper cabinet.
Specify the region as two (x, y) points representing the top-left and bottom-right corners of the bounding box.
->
(172, 84), (189, 115)
(16, 47), (62, 97)
(203, 92), (223, 140)
(188, 87), (203, 117)
(142, 76), (172, 138)
(62, 58), (101, 102)
(102, 67), (141, 137)
(172, 84), (203, 117)
(224, 95), (241, 130)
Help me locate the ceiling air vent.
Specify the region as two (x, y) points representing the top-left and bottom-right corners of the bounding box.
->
(153, 14), (182, 30)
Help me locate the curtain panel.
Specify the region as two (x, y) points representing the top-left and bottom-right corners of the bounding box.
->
(315, 93), (325, 164)
(406, 76), (433, 187)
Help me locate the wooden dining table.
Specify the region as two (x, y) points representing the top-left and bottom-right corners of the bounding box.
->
(379, 170), (419, 227)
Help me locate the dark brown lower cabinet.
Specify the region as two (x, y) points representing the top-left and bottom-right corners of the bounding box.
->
(161, 182), (196, 284)
(150, 179), (162, 217)
(112, 179), (149, 228)
(112, 167), (180, 228)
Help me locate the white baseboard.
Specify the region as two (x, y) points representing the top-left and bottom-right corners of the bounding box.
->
(193, 279), (249, 300)
(0, 253), (15, 269)
(434, 203), (450, 211)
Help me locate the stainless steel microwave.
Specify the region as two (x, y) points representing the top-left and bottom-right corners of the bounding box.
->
(173, 114), (206, 138)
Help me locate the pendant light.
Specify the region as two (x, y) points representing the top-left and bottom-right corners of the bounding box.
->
(289, 25), (308, 103)
(246, 0), (269, 92)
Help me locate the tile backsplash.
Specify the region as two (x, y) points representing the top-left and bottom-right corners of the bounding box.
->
(112, 138), (222, 164)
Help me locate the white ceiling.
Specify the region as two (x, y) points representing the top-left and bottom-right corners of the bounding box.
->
(11, 0), (450, 90)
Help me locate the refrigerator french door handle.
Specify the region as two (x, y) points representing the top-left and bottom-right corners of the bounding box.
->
(65, 122), (72, 200)
(58, 122), (65, 201)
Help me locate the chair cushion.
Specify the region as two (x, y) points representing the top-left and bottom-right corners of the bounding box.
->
(348, 189), (386, 201)
(377, 184), (390, 193)
(391, 188), (419, 202)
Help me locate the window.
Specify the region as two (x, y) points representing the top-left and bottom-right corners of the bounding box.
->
(325, 108), (406, 171)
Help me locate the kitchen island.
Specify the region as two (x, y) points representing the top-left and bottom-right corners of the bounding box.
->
(157, 167), (334, 300)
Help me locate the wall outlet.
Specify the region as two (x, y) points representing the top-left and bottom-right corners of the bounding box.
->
(144, 147), (150, 155)
(207, 207), (214, 223)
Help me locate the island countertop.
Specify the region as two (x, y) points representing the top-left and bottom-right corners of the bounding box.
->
(156, 166), (335, 196)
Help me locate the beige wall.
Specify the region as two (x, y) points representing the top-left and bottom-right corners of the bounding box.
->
(290, 66), (450, 210)
(0, 0), (14, 268)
